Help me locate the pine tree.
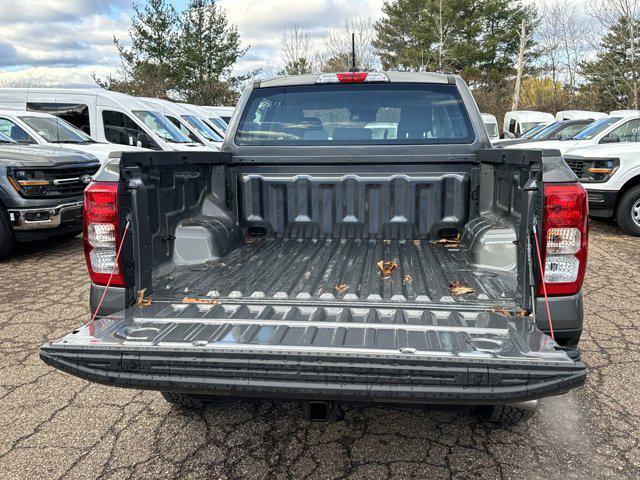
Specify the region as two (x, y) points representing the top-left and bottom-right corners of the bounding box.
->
(280, 58), (314, 76)
(177, 0), (250, 105)
(581, 16), (640, 110)
(97, 0), (179, 97)
(373, 0), (536, 86)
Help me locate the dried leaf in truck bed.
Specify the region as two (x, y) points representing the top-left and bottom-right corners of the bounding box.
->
(136, 288), (152, 307)
(335, 284), (349, 294)
(377, 260), (398, 278)
(491, 306), (511, 317)
(433, 233), (462, 247)
(182, 297), (220, 305)
(403, 275), (413, 283)
(449, 281), (474, 295)
(491, 307), (528, 317)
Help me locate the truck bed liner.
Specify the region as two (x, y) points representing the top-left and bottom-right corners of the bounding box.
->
(157, 238), (517, 305)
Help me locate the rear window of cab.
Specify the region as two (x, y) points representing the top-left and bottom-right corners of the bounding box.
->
(235, 83), (475, 146)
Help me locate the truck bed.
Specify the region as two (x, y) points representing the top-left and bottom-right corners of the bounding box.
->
(155, 237), (518, 306)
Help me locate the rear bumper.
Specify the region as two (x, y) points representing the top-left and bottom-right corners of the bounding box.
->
(89, 283), (128, 317)
(534, 291), (583, 345)
(40, 345), (586, 405)
(586, 189), (617, 218)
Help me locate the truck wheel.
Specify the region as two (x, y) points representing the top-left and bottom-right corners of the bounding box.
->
(475, 402), (537, 425)
(616, 185), (640, 236)
(0, 207), (15, 260)
(160, 391), (216, 408)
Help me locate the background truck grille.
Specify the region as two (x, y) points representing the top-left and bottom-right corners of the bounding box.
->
(11, 163), (100, 199)
(563, 157), (585, 178)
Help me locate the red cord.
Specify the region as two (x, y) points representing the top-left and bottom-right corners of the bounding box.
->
(88, 221), (130, 324)
(532, 227), (554, 340)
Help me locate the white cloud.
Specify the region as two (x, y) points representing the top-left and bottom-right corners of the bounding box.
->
(0, 65), (116, 86)
(0, 0), (388, 84)
(219, 0), (385, 75)
(0, 0), (129, 24)
(0, 0), (132, 84)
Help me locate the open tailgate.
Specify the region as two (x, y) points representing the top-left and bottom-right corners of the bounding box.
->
(41, 301), (585, 405)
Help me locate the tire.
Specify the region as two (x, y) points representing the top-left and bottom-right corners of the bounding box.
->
(0, 207), (15, 260)
(160, 391), (216, 408)
(616, 185), (640, 236)
(475, 403), (537, 425)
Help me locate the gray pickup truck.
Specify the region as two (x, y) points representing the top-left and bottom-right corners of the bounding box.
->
(0, 133), (99, 258)
(41, 72), (588, 424)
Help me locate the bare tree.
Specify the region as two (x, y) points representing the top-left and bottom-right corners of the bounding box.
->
(279, 24), (313, 75)
(318, 17), (379, 72)
(588, 0), (640, 108)
(434, 0), (451, 73)
(513, 19), (526, 110)
(536, 1), (591, 110)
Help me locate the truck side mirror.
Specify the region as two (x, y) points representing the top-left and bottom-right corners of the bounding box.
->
(136, 132), (153, 149)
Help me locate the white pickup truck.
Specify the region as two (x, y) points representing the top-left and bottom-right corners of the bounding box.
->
(563, 143), (640, 235)
(505, 115), (640, 155)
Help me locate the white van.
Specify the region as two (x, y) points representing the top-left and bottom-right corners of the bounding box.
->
(505, 114), (640, 155)
(502, 111), (555, 138)
(139, 98), (222, 149)
(555, 110), (607, 121)
(480, 113), (499, 140)
(179, 104), (228, 136)
(202, 106), (234, 124)
(0, 110), (145, 162)
(0, 88), (214, 152)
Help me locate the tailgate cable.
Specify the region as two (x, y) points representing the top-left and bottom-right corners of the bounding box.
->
(89, 219), (131, 324)
(532, 222), (555, 340)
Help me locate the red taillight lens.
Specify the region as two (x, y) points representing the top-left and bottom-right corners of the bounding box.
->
(83, 182), (125, 287)
(539, 183), (589, 296)
(336, 72), (369, 83)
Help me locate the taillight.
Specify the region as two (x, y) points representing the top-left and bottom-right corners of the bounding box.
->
(83, 182), (125, 287)
(539, 183), (589, 296)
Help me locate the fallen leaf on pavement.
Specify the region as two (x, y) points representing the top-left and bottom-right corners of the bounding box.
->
(335, 284), (349, 293)
(449, 281), (474, 295)
(377, 260), (398, 278)
(403, 275), (413, 283)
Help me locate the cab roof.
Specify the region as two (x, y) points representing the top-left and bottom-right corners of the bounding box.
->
(255, 71), (453, 88)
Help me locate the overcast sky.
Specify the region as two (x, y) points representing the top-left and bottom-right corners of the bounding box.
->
(0, 0), (387, 85)
(0, 0), (582, 86)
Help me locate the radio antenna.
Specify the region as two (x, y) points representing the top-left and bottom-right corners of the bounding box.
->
(349, 32), (358, 72)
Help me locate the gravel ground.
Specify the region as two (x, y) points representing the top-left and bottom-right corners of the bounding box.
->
(0, 220), (638, 480)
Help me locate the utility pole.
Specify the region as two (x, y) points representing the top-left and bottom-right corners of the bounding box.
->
(512, 19), (526, 111)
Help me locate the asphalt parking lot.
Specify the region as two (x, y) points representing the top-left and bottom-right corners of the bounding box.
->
(0, 220), (638, 480)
